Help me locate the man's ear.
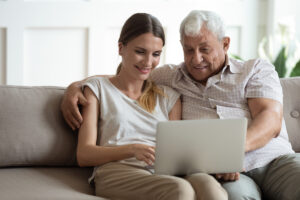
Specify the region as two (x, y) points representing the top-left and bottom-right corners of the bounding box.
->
(118, 42), (124, 55)
(222, 37), (230, 52)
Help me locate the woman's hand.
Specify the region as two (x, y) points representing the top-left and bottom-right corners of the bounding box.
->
(130, 144), (155, 165)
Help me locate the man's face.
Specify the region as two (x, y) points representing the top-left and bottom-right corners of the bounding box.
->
(182, 25), (230, 84)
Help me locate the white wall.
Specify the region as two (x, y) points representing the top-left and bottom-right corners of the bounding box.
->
(274, 0), (300, 40)
(1, 0), (297, 86)
(0, 28), (5, 85)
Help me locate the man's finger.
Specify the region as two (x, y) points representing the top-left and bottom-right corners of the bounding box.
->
(224, 173), (230, 181)
(71, 116), (81, 129)
(215, 174), (222, 179)
(229, 173), (236, 181)
(78, 93), (89, 106)
(65, 117), (76, 130)
(70, 106), (83, 124)
(62, 110), (75, 130)
(67, 110), (81, 129)
(235, 172), (240, 180)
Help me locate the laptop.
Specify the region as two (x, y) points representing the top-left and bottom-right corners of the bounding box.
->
(154, 118), (247, 175)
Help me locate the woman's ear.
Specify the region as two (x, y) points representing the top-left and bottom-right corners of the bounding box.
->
(118, 42), (123, 55)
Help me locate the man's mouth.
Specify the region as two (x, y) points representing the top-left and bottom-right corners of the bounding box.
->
(193, 65), (208, 70)
(135, 65), (152, 74)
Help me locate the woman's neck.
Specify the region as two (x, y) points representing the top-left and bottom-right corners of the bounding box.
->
(110, 74), (145, 100)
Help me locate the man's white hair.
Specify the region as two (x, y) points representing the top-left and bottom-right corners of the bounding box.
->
(180, 10), (226, 41)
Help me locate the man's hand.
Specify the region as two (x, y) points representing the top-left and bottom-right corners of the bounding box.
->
(215, 172), (240, 181)
(61, 81), (88, 130)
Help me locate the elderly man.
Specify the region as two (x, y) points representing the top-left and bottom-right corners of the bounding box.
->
(61, 10), (300, 200)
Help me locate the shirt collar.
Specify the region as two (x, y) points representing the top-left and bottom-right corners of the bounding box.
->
(178, 63), (198, 84)
(227, 55), (243, 74)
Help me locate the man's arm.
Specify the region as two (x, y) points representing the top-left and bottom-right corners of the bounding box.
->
(62, 65), (175, 130)
(214, 98), (281, 182)
(61, 75), (105, 130)
(245, 97), (283, 152)
(150, 64), (178, 86)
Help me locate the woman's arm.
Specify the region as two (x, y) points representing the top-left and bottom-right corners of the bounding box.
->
(76, 87), (155, 167)
(168, 98), (182, 120)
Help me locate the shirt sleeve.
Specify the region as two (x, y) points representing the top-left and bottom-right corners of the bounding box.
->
(150, 64), (179, 87)
(160, 85), (181, 113)
(245, 59), (283, 104)
(82, 77), (101, 101)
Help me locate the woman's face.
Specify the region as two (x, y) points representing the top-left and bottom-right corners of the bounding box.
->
(119, 32), (163, 81)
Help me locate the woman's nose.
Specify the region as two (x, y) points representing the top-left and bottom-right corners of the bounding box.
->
(143, 55), (152, 67)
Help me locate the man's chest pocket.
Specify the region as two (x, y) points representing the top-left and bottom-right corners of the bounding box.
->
(216, 105), (252, 123)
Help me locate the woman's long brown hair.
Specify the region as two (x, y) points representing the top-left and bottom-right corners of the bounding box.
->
(117, 13), (166, 113)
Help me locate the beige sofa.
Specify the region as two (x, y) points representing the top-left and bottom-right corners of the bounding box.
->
(0, 77), (300, 199)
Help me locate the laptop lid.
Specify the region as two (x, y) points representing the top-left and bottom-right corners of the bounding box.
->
(154, 118), (247, 175)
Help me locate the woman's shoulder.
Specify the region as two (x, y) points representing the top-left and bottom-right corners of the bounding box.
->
(83, 76), (114, 89)
(84, 76), (108, 84)
(82, 77), (112, 100)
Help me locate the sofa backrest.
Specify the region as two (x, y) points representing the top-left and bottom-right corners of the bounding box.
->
(0, 78), (299, 167)
(281, 77), (300, 152)
(0, 85), (77, 167)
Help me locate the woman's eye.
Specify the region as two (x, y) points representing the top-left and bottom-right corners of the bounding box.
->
(153, 52), (161, 57)
(135, 50), (144, 54)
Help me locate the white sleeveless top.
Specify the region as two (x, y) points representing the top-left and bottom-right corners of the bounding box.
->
(82, 77), (180, 182)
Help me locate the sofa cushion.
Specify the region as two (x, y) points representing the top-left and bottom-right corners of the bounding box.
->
(281, 77), (300, 152)
(0, 85), (77, 167)
(0, 167), (106, 200)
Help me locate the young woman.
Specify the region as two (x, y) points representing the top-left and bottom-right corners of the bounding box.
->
(76, 13), (227, 200)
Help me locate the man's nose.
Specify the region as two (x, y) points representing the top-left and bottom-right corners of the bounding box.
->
(193, 51), (203, 63)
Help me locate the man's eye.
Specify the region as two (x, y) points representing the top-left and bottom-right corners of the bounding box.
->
(201, 48), (209, 52)
(185, 49), (194, 53)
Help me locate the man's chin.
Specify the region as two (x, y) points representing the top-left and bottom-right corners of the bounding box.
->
(190, 75), (208, 84)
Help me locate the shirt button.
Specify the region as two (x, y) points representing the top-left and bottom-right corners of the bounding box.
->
(290, 110), (300, 118)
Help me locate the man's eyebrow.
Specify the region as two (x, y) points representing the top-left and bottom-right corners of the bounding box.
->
(183, 45), (192, 48)
(183, 42), (209, 48)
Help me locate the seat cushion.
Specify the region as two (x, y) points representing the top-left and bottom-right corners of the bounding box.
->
(0, 167), (107, 200)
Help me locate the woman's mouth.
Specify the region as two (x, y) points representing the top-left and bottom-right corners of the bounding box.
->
(135, 65), (151, 74)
